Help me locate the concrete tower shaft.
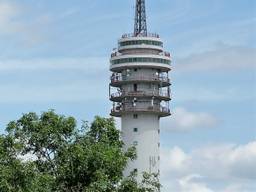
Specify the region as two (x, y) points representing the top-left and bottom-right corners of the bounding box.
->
(109, 0), (171, 180)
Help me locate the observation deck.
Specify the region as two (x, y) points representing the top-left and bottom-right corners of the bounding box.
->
(110, 33), (171, 72)
(118, 33), (163, 51)
(110, 53), (171, 72)
(110, 74), (171, 87)
(110, 90), (171, 102)
(110, 104), (170, 117)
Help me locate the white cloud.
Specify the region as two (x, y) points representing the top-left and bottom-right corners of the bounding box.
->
(0, 1), (17, 21)
(162, 107), (218, 132)
(161, 147), (188, 176)
(0, 81), (107, 103)
(178, 175), (214, 192)
(174, 86), (255, 103)
(175, 45), (256, 72)
(0, 1), (50, 45)
(0, 1), (21, 33)
(0, 57), (110, 103)
(161, 141), (256, 192)
(220, 184), (245, 192)
(0, 57), (108, 72)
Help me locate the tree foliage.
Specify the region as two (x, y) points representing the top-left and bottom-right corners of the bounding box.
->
(0, 111), (160, 192)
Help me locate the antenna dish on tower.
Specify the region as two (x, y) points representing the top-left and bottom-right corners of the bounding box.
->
(134, 0), (147, 36)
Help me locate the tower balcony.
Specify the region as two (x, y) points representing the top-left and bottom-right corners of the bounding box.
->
(110, 75), (171, 87)
(118, 35), (164, 52)
(117, 33), (169, 55)
(110, 51), (171, 58)
(110, 90), (171, 102)
(110, 54), (171, 72)
(110, 104), (170, 117)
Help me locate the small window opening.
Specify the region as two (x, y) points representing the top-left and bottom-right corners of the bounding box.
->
(134, 84), (137, 91)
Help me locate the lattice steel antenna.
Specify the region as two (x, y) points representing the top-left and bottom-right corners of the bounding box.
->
(134, 0), (147, 36)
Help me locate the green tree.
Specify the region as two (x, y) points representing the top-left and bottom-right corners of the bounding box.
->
(0, 111), (160, 192)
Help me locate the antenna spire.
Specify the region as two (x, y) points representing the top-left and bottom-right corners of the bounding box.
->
(134, 0), (147, 36)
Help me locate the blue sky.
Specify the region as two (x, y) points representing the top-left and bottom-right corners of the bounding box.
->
(0, 0), (255, 191)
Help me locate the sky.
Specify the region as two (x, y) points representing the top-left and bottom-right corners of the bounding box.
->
(0, 0), (255, 191)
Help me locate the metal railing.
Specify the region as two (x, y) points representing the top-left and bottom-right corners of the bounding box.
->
(110, 90), (170, 99)
(110, 51), (171, 58)
(110, 75), (170, 84)
(121, 33), (160, 39)
(111, 105), (170, 114)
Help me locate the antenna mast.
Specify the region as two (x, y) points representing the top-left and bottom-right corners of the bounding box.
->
(134, 0), (147, 36)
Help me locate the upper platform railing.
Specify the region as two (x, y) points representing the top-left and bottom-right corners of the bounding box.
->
(110, 51), (171, 58)
(110, 74), (170, 85)
(121, 33), (160, 39)
(110, 90), (171, 101)
(110, 103), (170, 117)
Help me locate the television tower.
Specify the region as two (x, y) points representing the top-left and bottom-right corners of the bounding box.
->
(109, 0), (171, 180)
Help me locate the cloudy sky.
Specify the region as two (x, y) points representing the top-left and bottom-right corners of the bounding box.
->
(0, 0), (255, 191)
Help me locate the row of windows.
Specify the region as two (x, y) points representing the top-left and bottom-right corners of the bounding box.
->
(119, 40), (163, 47)
(111, 57), (171, 65)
